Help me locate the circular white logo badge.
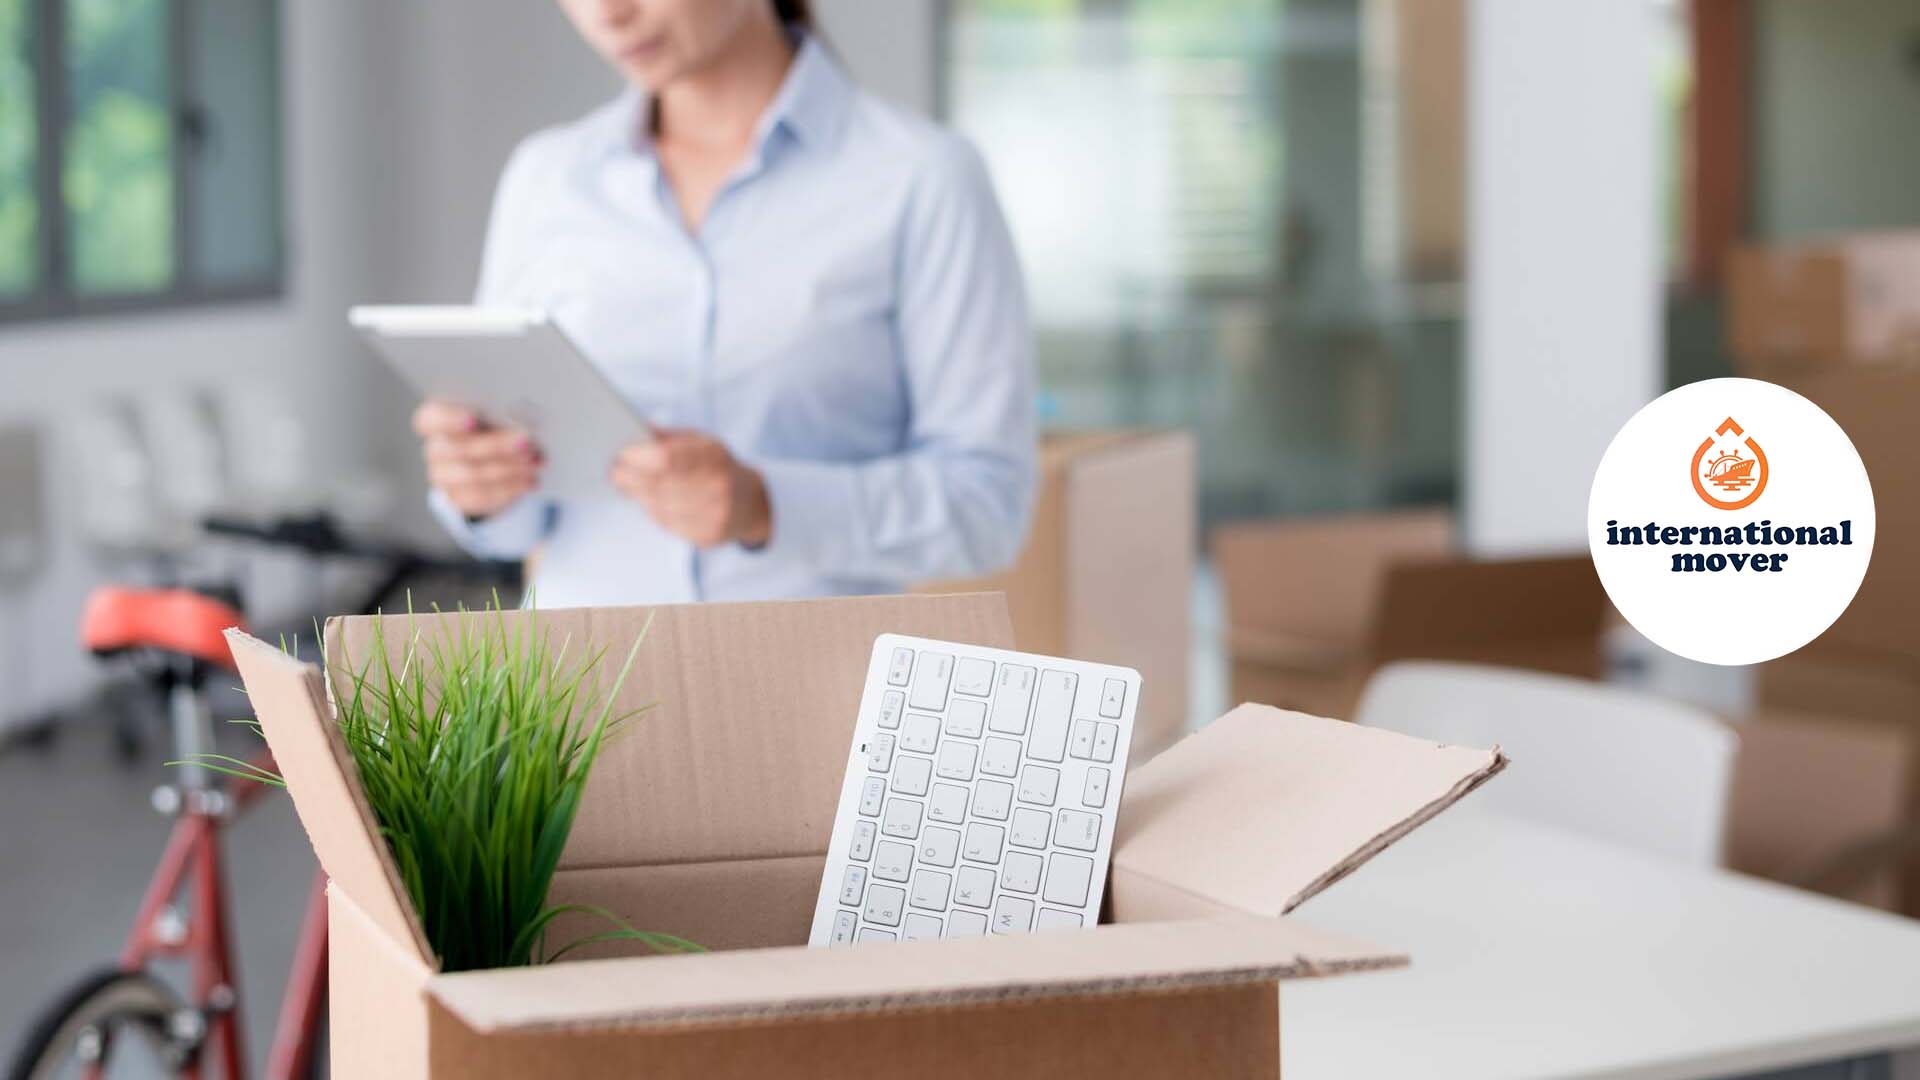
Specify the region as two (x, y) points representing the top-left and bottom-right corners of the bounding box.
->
(1587, 377), (1875, 666)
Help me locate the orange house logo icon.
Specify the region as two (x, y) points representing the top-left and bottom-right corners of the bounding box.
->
(1691, 417), (1769, 510)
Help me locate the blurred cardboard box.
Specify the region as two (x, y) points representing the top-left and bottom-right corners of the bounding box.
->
(228, 592), (1505, 1079)
(1214, 511), (1611, 720)
(1726, 708), (1913, 912)
(918, 431), (1194, 763)
(1727, 231), (1920, 376)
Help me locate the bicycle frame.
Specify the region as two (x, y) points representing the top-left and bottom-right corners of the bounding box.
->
(116, 675), (327, 1080)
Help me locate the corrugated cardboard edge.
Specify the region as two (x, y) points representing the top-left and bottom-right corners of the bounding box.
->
(1281, 743), (1508, 913)
(423, 918), (1407, 1036)
(225, 630), (435, 968)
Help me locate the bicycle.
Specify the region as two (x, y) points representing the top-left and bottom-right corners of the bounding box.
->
(5, 585), (327, 1080)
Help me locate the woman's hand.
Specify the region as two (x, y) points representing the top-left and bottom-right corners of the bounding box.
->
(610, 429), (771, 549)
(412, 400), (543, 518)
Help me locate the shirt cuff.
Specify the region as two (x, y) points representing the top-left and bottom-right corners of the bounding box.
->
(427, 487), (550, 560)
(745, 458), (863, 574)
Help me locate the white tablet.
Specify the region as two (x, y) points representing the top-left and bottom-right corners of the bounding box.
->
(350, 306), (649, 502)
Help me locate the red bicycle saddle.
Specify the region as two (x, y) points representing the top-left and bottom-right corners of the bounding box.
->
(82, 586), (248, 672)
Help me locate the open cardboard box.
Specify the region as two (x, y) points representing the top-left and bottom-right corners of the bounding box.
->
(228, 593), (1504, 1078)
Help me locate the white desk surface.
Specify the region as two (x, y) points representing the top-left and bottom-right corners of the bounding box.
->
(1281, 810), (1920, 1079)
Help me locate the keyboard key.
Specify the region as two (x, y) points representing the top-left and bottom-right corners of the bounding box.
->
(963, 822), (1004, 863)
(860, 927), (897, 942)
(877, 690), (905, 730)
(887, 647), (914, 686)
(1070, 720), (1096, 760)
(989, 664), (1035, 734)
(1043, 852), (1093, 907)
(1036, 907), (1084, 932)
(903, 913), (944, 941)
(1029, 670), (1076, 762)
(910, 869), (952, 910)
(1093, 722), (1118, 763)
(1056, 809), (1101, 852)
(1017, 765), (1059, 806)
(881, 798), (923, 839)
(859, 777), (885, 817)
(954, 866), (996, 908)
(948, 910), (988, 936)
(980, 737), (1021, 777)
(1002, 851), (1042, 894)
(954, 657), (995, 696)
(936, 741), (978, 782)
(1010, 808), (1051, 849)
(993, 895), (1035, 934)
(872, 840), (913, 882)
(909, 651), (953, 711)
(839, 865), (867, 905)
(972, 780), (1013, 820)
(892, 755), (932, 796)
(867, 733), (895, 772)
(1082, 767), (1109, 809)
(927, 783), (969, 824)
(919, 826), (960, 867)
(899, 713), (940, 754)
(945, 698), (987, 738)
(865, 884), (905, 926)
(1100, 678), (1126, 719)
(850, 819), (877, 860)
(831, 909), (858, 945)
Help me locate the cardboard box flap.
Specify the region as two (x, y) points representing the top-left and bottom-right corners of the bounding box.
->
(323, 594), (1015, 871)
(1112, 704), (1504, 918)
(424, 915), (1402, 1034)
(1371, 555), (1608, 657)
(225, 631), (434, 968)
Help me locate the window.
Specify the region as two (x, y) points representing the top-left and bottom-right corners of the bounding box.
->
(0, 0), (281, 321)
(947, 0), (1465, 521)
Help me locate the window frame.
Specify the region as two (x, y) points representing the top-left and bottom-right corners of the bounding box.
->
(0, 0), (285, 325)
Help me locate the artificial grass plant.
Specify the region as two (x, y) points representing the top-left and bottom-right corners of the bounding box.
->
(212, 603), (702, 971)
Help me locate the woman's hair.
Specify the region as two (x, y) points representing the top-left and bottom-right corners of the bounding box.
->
(773, 0), (812, 27)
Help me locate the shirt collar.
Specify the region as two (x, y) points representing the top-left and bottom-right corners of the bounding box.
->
(595, 33), (852, 162)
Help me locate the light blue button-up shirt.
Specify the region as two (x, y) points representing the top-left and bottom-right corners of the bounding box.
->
(429, 37), (1036, 608)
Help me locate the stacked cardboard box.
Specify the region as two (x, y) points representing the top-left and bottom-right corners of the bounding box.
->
(918, 431), (1194, 763)
(1726, 231), (1920, 378)
(1213, 510), (1609, 721)
(229, 593), (1504, 1078)
(1735, 368), (1920, 912)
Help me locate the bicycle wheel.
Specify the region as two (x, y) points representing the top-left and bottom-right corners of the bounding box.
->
(5, 967), (197, 1080)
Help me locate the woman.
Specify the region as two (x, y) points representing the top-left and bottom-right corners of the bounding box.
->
(413, 0), (1035, 607)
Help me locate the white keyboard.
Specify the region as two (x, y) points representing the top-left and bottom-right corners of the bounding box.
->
(809, 634), (1141, 946)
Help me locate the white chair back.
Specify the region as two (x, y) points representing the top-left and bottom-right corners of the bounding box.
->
(1355, 661), (1737, 866)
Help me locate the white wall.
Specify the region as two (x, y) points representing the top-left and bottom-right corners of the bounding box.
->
(1464, 0), (1662, 554)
